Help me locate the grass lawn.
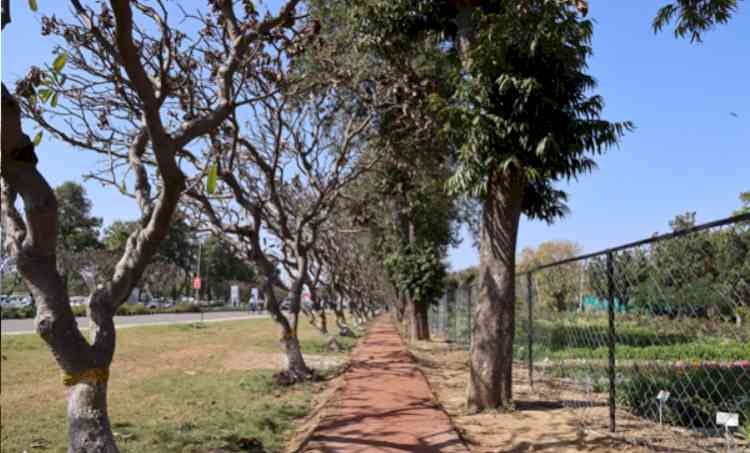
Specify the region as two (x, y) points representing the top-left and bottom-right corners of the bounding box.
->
(1, 317), (357, 453)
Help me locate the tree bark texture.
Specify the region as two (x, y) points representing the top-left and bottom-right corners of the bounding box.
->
(466, 171), (524, 412)
(414, 299), (430, 341)
(67, 381), (118, 453)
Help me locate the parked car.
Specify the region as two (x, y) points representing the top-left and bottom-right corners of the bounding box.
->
(146, 297), (164, 309)
(7, 295), (32, 307)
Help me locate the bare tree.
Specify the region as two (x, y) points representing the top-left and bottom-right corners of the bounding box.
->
(2, 1), (302, 451)
(184, 62), (377, 381)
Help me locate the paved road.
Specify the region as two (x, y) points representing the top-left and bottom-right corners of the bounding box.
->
(1, 311), (268, 335)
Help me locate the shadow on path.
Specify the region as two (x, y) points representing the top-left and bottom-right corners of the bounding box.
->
(302, 317), (469, 453)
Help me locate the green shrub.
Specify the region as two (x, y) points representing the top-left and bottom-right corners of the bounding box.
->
(0, 306), (35, 319)
(529, 319), (693, 351)
(547, 336), (750, 362)
(619, 365), (750, 429)
(173, 303), (202, 314)
(115, 304), (151, 316)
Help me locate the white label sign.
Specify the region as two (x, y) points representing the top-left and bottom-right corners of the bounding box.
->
(656, 390), (670, 402)
(716, 412), (739, 428)
(230, 285), (240, 306)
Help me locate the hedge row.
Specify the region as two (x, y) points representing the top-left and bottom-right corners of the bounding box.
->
(619, 364), (750, 431)
(1, 303), (203, 319)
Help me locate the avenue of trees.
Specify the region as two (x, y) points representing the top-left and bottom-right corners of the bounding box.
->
(0, 0), (743, 451)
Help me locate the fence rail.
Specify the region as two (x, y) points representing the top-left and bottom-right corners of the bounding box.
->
(431, 213), (750, 451)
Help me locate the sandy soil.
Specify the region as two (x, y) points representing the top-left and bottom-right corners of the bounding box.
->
(409, 340), (743, 453)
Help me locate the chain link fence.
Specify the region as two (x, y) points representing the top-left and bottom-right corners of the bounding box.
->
(431, 213), (750, 451)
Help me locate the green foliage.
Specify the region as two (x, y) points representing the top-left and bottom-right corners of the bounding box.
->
(438, 2), (631, 221)
(586, 209), (750, 318)
(446, 266), (479, 288)
(653, 0), (739, 43)
(199, 235), (255, 301)
(52, 52), (67, 72)
(385, 242), (447, 308)
(519, 241), (583, 311)
(32, 130), (42, 146)
(55, 181), (102, 252)
(619, 365), (750, 429)
(206, 163), (218, 194)
(104, 217), (197, 275)
(513, 316), (748, 363)
(0, 305), (35, 319)
(2, 303), (204, 319)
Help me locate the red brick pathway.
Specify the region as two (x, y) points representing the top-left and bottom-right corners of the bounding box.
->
(303, 316), (469, 452)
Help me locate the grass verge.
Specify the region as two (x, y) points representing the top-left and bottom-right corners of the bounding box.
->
(1, 316), (357, 453)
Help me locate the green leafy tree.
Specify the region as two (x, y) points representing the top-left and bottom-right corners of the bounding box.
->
(55, 181), (102, 252)
(54, 181), (102, 295)
(734, 191), (750, 216)
(438, 1), (631, 411)
(199, 235), (255, 302)
(103, 217), (198, 298)
(518, 241), (583, 312)
(653, 0), (741, 43)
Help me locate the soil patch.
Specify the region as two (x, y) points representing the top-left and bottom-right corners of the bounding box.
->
(410, 340), (735, 453)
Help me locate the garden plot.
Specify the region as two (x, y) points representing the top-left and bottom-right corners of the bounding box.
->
(411, 340), (746, 453)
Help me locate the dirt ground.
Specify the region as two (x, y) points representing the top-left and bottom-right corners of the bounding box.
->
(410, 340), (742, 453)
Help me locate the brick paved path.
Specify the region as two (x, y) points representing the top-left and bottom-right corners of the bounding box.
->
(303, 316), (469, 452)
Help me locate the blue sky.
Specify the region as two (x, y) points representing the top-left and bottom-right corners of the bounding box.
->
(2, 2), (748, 271)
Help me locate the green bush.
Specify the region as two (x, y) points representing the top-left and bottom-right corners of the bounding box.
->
(0, 306), (35, 319)
(1, 303), (208, 319)
(173, 303), (202, 314)
(619, 365), (750, 429)
(547, 336), (750, 362)
(115, 304), (151, 316)
(529, 319), (693, 351)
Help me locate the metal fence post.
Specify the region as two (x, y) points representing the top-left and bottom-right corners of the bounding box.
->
(606, 251), (616, 433)
(526, 272), (534, 389)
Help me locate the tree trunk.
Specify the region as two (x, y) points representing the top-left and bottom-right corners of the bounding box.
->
(333, 304), (354, 337)
(283, 331), (312, 379)
(404, 296), (416, 340)
(466, 171), (523, 412)
(406, 297), (430, 341)
(319, 308), (328, 335)
(414, 300), (430, 341)
(68, 381), (118, 453)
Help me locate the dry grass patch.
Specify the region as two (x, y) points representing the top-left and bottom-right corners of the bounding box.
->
(1, 317), (357, 453)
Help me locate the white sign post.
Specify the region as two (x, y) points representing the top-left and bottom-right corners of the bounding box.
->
(655, 391), (670, 425)
(230, 285), (240, 307)
(716, 411), (739, 452)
